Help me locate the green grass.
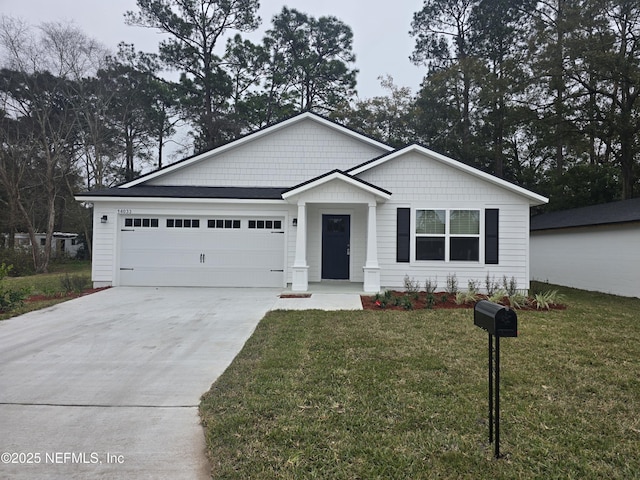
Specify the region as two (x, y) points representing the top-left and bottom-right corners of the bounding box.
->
(1, 261), (91, 320)
(200, 284), (640, 479)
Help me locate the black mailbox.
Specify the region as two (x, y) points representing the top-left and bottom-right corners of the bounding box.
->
(474, 300), (518, 337)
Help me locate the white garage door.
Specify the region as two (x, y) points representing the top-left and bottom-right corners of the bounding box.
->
(118, 215), (285, 287)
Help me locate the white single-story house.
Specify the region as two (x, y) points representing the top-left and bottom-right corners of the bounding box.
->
(2, 232), (81, 258)
(75, 112), (548, 293)
(530, 198), (640, 298)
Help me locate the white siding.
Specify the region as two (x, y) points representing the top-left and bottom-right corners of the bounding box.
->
(148, 119), (387, 187)
(91, 206), (118, 287)
(356, 152), (533, 291)
(531, 224), (640, 298)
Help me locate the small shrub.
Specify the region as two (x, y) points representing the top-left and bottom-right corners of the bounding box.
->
(456, 290), (479, 305)
(440, 294), (449, 304)
(445, 273), (459, 295)
(533, 290), (565, 310)
(424, 276), (437, 295)
(0, 287), (28, 312)
(0, 263), (28, 312)
(373, 292), (388, 309)
(0, 249), (35, 276)
(425, 294), (436, 309)
(403, 275), (420, 295)
(502, 275), (519, 296)
(60, 274), (91, 294)
(506, 292), (529, 309)
(400, 295), (414, 310)
(0, 262), (12, 281)
(485, 273), (500, 296)
(489, 289), (507, 303)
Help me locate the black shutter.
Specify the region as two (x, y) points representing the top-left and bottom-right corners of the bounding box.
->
(397, 208), (410, 263)
(485, 209), (499, 264)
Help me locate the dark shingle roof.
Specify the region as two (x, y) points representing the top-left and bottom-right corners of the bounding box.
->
(530, 197), (640, 231)
(78, 185), (289, 200)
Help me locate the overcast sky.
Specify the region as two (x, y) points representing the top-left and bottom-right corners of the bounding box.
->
(1, 0), (426, 99)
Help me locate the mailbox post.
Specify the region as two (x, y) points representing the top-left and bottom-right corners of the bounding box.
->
(474, 300), (517, 458)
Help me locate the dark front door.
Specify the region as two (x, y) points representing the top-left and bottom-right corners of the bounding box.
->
(322, 215), (350, 280)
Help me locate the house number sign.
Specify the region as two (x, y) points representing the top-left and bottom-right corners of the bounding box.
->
(117, 209), (133, 214)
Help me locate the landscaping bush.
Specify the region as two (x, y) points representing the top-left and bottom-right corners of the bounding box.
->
(445, 273), (459, 294)
(0, 248), (35, 276)
(533, 289), (565, 310)
(403, 275), (420, 297)
(60, 273), (91, 294)
(0, 263), (29, 312)
(424, 276), (437, 294)
(484, 273), (500, 296)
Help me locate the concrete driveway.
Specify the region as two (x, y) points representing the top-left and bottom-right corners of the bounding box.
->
(0, 287), (280, 479)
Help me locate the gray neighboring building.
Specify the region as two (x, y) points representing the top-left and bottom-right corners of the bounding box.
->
(530, 198), (640, 298)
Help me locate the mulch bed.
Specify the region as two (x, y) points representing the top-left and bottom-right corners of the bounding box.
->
(360, 291), (566, 311)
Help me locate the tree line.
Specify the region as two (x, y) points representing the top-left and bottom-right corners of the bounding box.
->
(342, 0), (640, 209)
(1, 0), (639, 272)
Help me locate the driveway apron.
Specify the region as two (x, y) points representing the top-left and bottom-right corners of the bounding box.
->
(0, 287), (279, 479)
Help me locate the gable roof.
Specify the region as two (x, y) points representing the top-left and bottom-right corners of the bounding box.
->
(348, 144), (548, 205)
(530, 197), (640, 231)
(282, 169), (392, 201)
(122, 112), (394, 188)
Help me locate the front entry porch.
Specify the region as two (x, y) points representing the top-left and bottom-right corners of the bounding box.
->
(282, 171), (391, 294)
(289, 202), (382, 293)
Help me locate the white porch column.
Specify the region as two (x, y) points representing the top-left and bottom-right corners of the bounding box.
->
(363, 201), (381, 293)
(291, 201), (309, 291)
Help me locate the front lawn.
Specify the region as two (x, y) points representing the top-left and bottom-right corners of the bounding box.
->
(0, 261), (92, 320)
(200, 284), (640, 479)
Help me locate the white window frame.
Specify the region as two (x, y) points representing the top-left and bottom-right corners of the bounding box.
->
(414, 208), (481, 262)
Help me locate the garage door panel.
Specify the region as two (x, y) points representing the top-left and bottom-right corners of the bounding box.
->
(119, 216), (285, 287)
(120, 266), (200, 286)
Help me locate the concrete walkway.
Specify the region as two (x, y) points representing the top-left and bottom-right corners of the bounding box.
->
(272, 282), (365, 311)
(272, 293), (363, 310)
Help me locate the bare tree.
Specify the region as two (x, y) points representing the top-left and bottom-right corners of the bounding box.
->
(0, 17), (107, 272)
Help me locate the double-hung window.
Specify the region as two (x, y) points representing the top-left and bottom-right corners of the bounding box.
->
(415, 209), (480, 261)
(416, 209), (446, 260)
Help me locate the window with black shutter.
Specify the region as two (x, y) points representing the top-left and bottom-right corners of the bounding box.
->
(485, 209), (499, 264)
(397, 208), (410, 262)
